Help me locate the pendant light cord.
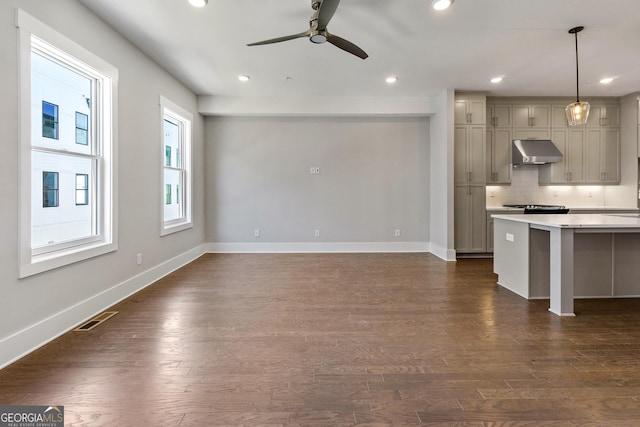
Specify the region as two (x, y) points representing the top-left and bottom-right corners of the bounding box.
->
(574, 30), (580, 102)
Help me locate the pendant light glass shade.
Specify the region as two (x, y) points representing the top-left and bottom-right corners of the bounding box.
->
(565, 26), (589, 126)
(565, 101), (590, 126)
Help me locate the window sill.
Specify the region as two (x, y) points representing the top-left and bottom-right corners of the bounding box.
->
(20, 241), (118, 278)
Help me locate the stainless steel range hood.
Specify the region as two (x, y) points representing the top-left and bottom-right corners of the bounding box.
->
(512, 139), (563, 166)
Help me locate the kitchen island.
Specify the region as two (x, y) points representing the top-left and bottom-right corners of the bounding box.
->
(492, 213), (640, 316)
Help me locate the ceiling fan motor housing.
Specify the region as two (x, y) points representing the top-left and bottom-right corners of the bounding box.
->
(308, 10), (326, 43)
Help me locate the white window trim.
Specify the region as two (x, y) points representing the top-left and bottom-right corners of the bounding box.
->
(160, 96), (193, 236)
(17, 10), (118, 278)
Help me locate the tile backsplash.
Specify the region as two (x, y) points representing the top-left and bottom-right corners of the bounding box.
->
(486, 166), (608, 207)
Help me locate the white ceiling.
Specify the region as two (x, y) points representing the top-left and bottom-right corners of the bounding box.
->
(79, 0), (640, 99)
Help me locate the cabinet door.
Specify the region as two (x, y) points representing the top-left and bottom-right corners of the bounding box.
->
(454, 185), (470, 251)
(454, 185), (486, 253)
(486, 128), (493, 182)
(492, 128), (512, 184)
(455, 98), (486, 125)
(468, 125), (486, 183)
(493, 105), (512, 127)
(454, 126), (469, 182)
(602, 128), (620, 183)
(547, 129), (569, 183)
(566, 129), (585, 182)
(587, 105), (605, 128)
(455, 100), (469, 124)
(531, 105), (551, 127)
(551, 105), (568, 127)
(469, 186), (486, 252)
(513, 105), (532, 127)
(468, 100), (486, 125)
(604, 105), (620, 127)
(585, 129), (602, 182)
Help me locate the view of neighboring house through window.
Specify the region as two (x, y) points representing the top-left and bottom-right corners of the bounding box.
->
(42, 171), (59, 207)
(18, 10), (118, 277)
(75, 173), (89, 205)
(75, 111), (88, 145)
(165, 184), (172, 205)
(42, 101), (58, 139)
(160, 96), (192, 235)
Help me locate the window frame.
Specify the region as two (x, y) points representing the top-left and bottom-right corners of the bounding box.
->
(160, 96), (192, 236)
(17, 10), (118, 278)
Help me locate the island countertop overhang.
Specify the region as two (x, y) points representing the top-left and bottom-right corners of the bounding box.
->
(491, 213), (640, 229)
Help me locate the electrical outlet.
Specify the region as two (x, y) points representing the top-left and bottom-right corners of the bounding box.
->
(314, 229), (320, 237)
(394, 229), (401, 237)
(310, 167), (320, 175)
(254, 229), (260, 237)
(136, 253), (143, 265)
(506, 233), (514, 242)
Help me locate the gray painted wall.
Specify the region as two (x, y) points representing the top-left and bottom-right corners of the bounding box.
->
(0, 0), (205, 365)
(205, 116), (430, 246)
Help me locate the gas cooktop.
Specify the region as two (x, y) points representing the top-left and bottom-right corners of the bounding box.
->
(503, 204), (566, 209)
(503, 204), (569, 214)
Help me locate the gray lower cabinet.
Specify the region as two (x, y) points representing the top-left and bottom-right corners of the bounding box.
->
(455, 184), (486, 253)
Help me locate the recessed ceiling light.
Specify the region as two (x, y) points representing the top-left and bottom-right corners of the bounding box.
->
(432, 0), (453, 11)
(386, 76), (398, 84)
(491, 77), (503, 84)
(600, 77), (614, 84)
(189, 0), (208, 7)
(238, 75), (250, 82)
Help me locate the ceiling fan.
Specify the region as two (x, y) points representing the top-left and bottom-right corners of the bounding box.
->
(247, 0), (368, 59)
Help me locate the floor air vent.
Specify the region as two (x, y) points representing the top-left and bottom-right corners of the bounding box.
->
(74, 311), (118, 331)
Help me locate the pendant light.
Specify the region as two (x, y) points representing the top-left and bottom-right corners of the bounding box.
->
(565, 26), (590, 126)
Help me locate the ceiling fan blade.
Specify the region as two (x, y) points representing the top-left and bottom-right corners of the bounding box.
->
(247, 31), (310, 46)
(317, 0), (341, 30)
(326, 33), (368, 59)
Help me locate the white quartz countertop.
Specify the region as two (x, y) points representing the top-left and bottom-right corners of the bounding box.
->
(491, 213), (640, 229)
(487, 206), (639, 212)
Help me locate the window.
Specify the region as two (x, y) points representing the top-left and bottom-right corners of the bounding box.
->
(18, 10), (118, 278)
(75, 173), (89, 205)
(42, 171), (59, 207)
(160, 96), (192, 235)
(75, 112), (88, 145)
(42, 101), (58, 139)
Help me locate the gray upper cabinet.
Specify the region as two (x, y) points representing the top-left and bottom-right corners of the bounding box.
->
(455, 97), (486, 125)
(490, 97), (621, 186)
(513, 104), (551, 128)
(487, 104), (512, 128)
(587, 104), (620, 128)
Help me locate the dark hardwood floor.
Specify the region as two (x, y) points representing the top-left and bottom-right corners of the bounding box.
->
(3, 253), (640, 426)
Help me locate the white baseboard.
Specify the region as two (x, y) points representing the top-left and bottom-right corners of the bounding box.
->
(0, 244), (206, 370)
(205, 241), (430, 253)
(429, 242), (457, 261)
